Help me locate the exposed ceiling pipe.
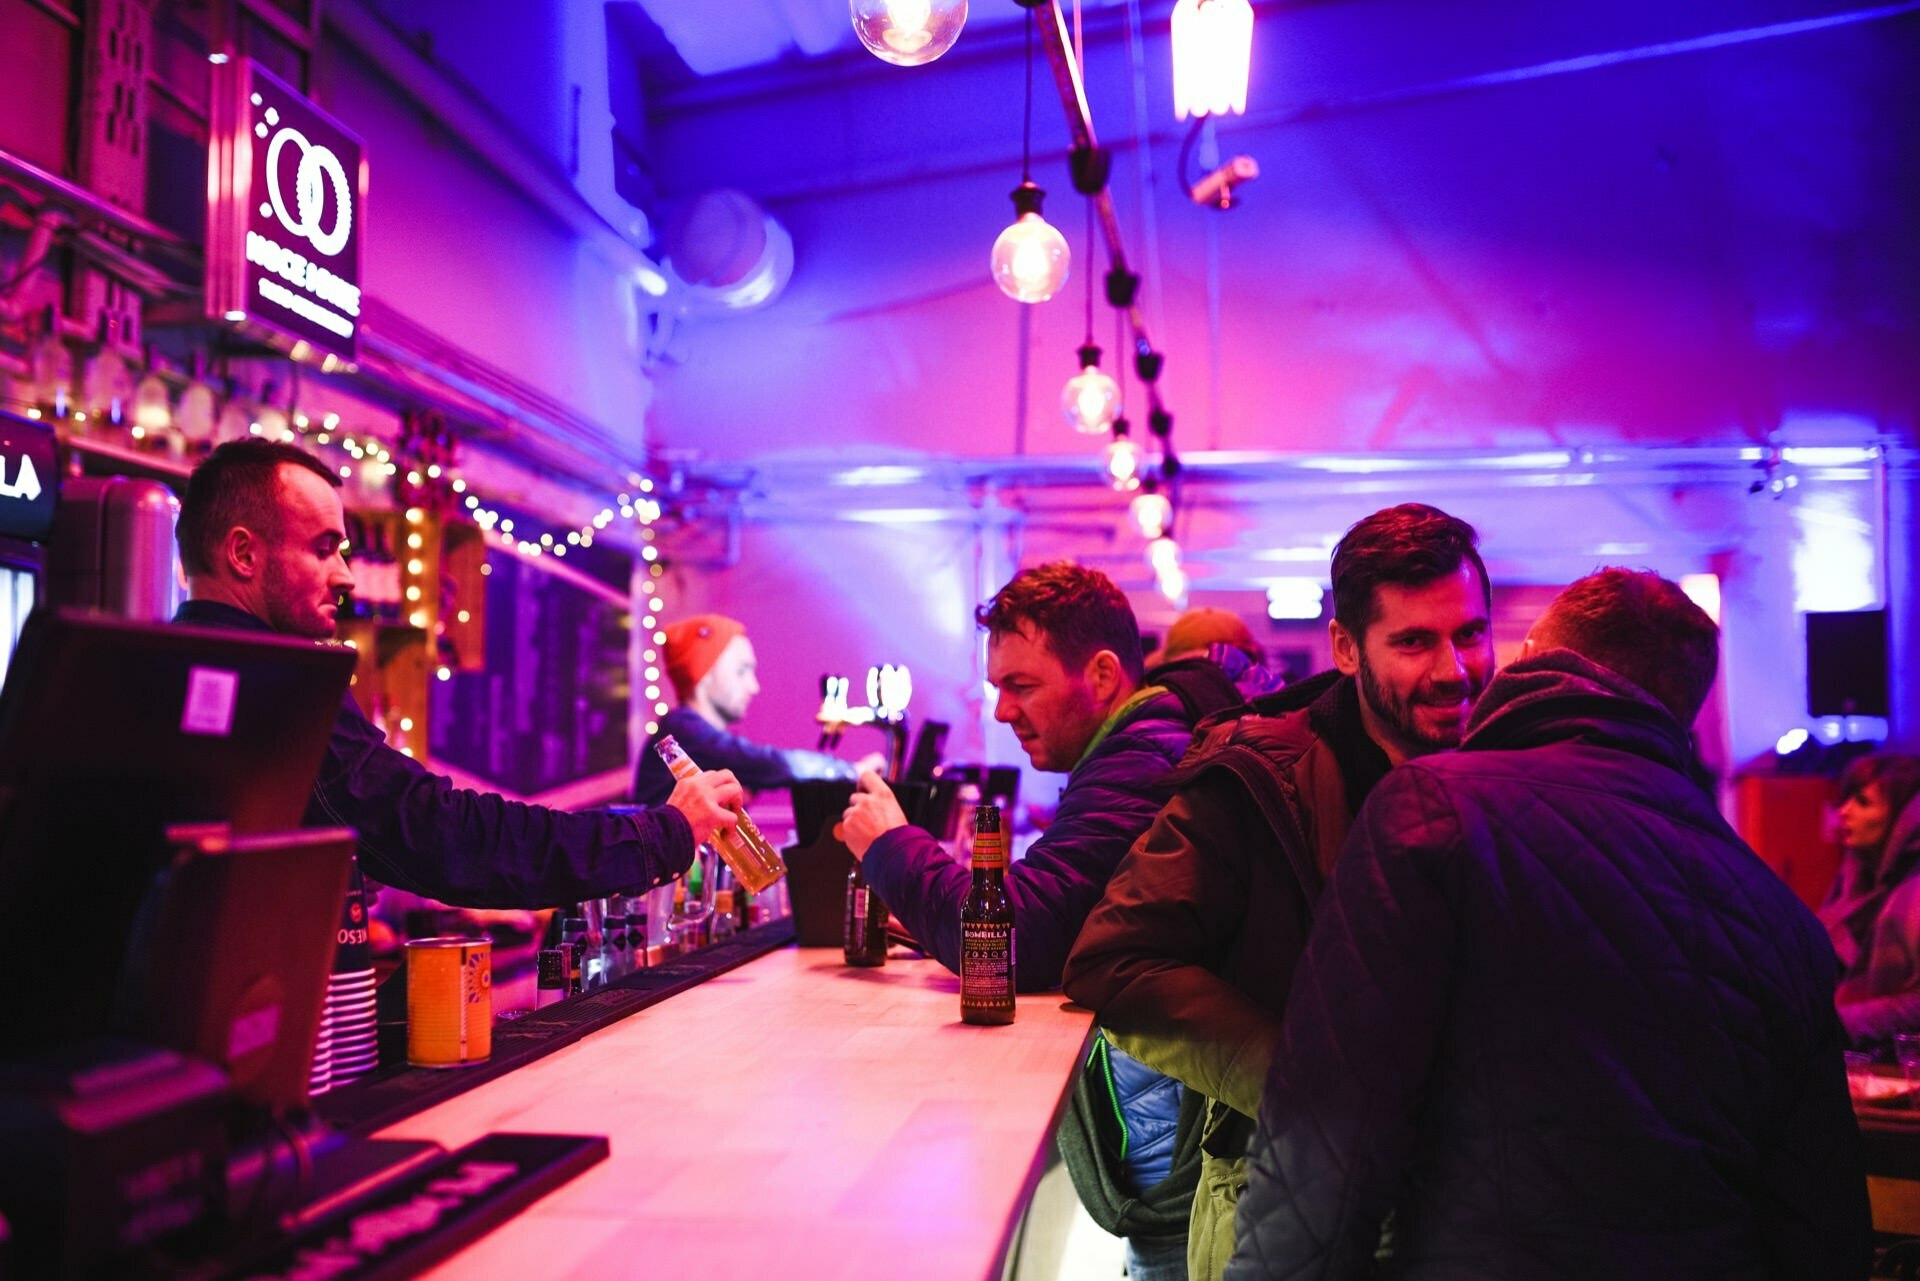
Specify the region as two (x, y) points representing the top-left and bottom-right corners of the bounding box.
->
(657, 0), (1920, 205)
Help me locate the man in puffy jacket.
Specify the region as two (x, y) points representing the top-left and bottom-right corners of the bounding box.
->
(1065, 503), (1495, 1281)
(839, 561), (1236, 1279)
(1225, 568), (1871, 1280)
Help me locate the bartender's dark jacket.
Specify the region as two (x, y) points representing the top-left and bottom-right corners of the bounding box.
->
(1223, 652), (1871, 1281)
(861, 684), (1196, 993)
(632, 705), (857, 807)
(175, 599), (694, 907)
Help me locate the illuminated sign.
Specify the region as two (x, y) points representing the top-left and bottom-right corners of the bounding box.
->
(207, 61), (366, 362)
(0, 415), (59, 542)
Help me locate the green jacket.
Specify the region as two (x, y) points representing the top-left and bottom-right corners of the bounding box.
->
(1063, 672), (1388, 1280)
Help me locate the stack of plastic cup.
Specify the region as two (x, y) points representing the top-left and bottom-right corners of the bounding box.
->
(308, 1004), (334, 1098)
(327, 862), (380, 1085)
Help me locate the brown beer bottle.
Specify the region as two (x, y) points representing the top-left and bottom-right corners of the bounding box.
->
(844, 858), (890, 966)
(960, 802), (1014, 1025)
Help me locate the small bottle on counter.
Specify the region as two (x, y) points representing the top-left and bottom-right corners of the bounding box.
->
(604, 913), (630, 977)
(843, 857), (889, 967)
(560, 915), (588, 994)
(535, 948), (569, 1008)
(960, 803), (1015, 1025)
(653, 735), (789, 893)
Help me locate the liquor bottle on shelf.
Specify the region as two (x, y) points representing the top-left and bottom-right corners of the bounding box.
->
(960, 802), (1015, 1025)
(844, 857), (889, 967)
(652, 735), (788, 893)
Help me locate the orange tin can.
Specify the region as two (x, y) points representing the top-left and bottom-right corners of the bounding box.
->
(405, 936), (492, 1068)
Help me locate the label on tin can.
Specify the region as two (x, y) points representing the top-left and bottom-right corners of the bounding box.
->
(406, 937), (492, 1068)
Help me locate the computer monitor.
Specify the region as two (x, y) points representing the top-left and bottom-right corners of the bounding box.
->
(0, 608), (358, 1058)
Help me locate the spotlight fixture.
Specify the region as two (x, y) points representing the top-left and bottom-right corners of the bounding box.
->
(850, 0), (968, 66)
(992, 182), (1071, 303)
(1172, 0), (1255, 120)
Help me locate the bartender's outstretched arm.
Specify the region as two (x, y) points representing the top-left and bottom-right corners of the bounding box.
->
(668, 768), (746, 847)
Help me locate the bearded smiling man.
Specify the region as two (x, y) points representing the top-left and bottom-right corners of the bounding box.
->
(1064, 503), (1494, 1281)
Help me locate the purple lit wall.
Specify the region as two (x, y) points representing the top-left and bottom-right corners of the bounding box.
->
(631, 0), (1917, 776)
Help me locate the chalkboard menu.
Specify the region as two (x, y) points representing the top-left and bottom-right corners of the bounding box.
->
(429, 551), (630, 796)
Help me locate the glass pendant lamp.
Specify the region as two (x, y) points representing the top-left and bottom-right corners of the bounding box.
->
(851, 0), (968, 66)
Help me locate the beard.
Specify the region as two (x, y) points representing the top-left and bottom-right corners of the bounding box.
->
(261, 560), (336, 640)
(1357, 651), (1477, 758)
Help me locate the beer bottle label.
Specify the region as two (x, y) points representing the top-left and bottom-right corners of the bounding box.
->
(960, 922), (1014, 1005)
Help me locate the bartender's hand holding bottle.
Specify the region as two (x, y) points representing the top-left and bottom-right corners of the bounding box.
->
(667, 768), (744, 848)
(837, 770), (908, 859)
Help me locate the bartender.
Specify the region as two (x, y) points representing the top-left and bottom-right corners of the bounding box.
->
(632, 614), (883, 805)
(173, 439), (743, 908)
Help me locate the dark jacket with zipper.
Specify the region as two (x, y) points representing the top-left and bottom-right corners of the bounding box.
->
(175, 598), (695, 907)
(1224, 652), (1870, 1281)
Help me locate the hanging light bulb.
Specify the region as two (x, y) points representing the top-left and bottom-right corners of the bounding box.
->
(1147, 535), (1187, 603)
(1061, 344), (1121, 434)
(1130, 484), (1172, 540)
(991, 182), (1070, 304)
(1103, 421), (1142, 492)
(851, 0), (968, 67)
(1172, 0), (1255, 120)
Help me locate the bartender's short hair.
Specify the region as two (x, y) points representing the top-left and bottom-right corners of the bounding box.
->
(976, 562), (1144, 681)
(1330, 503), (1489, 640)
(1532, 567), (1719, 725)
(179, 439), (342, 577)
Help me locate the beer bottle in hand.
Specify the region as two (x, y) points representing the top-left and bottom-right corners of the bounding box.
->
(960, 803), (1014, 1025)
(844, 857), (890, 966)
(654, 735), (789, 893)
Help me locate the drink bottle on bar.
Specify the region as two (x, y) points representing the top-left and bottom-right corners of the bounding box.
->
(960, 803), (1014, 1025)
(844, 856), (890, 967)
(535, 948), (568, 1008)
(653, 735), (788, 893)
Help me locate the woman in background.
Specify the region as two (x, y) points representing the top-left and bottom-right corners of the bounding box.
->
(1820, 752), (1920, 1045)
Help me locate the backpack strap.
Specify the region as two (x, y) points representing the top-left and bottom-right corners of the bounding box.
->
(1150, 658), (1249, 726)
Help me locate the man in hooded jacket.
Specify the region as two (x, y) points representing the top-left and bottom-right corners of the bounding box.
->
(1224, 568), (1870, 1280)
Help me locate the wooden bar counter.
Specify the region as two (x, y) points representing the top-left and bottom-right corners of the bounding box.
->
(373, 945), (1094, 1280)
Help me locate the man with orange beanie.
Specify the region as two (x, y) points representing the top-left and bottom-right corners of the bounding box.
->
(632, 614), (882, 805)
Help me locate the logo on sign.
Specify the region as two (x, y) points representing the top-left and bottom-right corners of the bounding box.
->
(261, 113), (354, 257)
(212, 63), (366, 359)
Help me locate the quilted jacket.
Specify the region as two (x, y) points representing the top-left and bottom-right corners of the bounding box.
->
(1224, 652), (1872, 1281)
(1823, 790), (1920, 1045)
(1064, 671), (1391, 1280)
